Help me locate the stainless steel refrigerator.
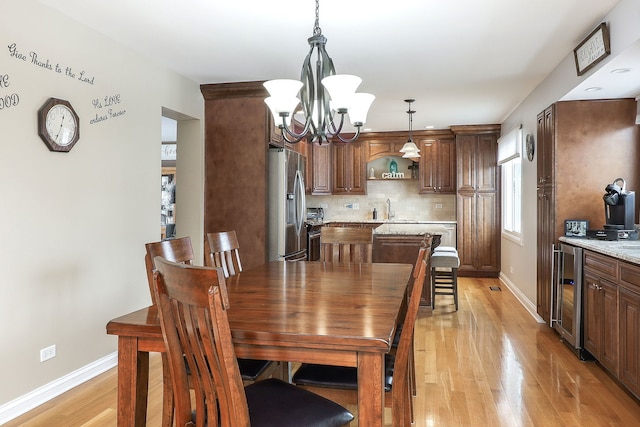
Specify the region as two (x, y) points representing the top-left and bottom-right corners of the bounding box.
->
(268, 148), (307, 261)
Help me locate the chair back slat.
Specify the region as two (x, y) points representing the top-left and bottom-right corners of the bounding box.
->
(319, 227), (373, 263)
(153, 258), (251, 427)
(206, 231), (243, 278)
(144, 237), (194, 304)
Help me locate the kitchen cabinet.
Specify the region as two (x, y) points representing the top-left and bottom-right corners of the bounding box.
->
(332, 141), (366, 194)
(452, 125), (501, 277)
(583, 266), (619, 375)
(310, 141), (332, 195)
(577, 248), (640, 399)
(418, 137), (456, 194)
(536, 100), (640, 323)
(201, 81), (272, 270)
(373, 234), (432, 306)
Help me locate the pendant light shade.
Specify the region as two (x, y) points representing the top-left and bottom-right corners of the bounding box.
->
(400, 99), (420, 158)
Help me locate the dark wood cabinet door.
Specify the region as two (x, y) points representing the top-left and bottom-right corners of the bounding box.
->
(418, 140), (437, 193)
(619, 287), (640, 397)
(331, 141), (365, 195)
(419, 138), (456, 194)
(475, 192), (499, 272)
(601, 278), (619, 375)
(456, 135), (475, 192)
(541, 105), (555, 185)
(456, 192), (476, 272)
(583, 271), (602, 358)
(476, 135), (497, 192)
(312, 142), (331, 195)
(536, 187), (553, 322)
(438, 138), (456, 193)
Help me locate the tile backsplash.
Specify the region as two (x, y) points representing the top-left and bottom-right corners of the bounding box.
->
(306, 180), (456, 222)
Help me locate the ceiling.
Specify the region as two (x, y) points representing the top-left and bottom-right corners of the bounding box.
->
(40, 0), (638, 133)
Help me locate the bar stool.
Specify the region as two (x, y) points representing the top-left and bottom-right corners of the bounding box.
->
(430, 251), (460, 310)
(433, 245), (457, 254)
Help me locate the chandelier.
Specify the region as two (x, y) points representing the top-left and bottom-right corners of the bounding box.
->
(400, 99), (420, 159)
(263, 0), (375, 144)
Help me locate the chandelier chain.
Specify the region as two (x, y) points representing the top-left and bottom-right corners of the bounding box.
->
(313, 0), (322, 36)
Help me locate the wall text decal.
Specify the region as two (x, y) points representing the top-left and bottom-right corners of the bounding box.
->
(7, 43), (96, 85)
(0, 73), (20, 112)
(90, 93), (127, 124)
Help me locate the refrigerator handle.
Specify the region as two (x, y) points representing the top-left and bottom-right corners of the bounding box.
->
(294, 169), (305, 236)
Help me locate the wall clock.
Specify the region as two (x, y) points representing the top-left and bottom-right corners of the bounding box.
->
(38, 97), (80, 152)
(525, 133), (535, 161)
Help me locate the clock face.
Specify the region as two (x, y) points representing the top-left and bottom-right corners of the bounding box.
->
(45, 105), (77, 146)
(38, 98), (80, 152)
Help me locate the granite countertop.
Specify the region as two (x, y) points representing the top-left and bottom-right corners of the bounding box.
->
(373, 223), (448, 235)
(324, 220), (457, 225)
(560, 236), (640, 265)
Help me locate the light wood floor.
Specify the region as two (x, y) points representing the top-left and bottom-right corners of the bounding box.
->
(6, 277), (640, 426)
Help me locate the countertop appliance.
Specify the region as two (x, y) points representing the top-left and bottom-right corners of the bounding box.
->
(551, 243), (586, 359)
(306, 207), (324, 261)
(603, 178), (635, 231)
(268, 148), (307, 261)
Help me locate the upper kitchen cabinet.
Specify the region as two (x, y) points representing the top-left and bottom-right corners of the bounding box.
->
(309, 141), (332, 195)
(419, 137), (456, 194)
(200, 81), (271, 271)
(537, 105), (554, 185)
(456, 132), (498, 192)
(332, 141), (366, 194)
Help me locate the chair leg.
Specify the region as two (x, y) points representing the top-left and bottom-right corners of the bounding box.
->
(160, 353), (174, 427)
(453, 268), (459, 311)
(430, 267), (436, 309)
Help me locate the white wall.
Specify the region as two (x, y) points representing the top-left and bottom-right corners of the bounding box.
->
(500, 0), (640, 309)
(0, 0), (203, 411)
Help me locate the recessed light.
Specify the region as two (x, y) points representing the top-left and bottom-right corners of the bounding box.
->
(611, 68), (631, 74)
(424, 125), (434, 129)
(585, 87), (602, 92)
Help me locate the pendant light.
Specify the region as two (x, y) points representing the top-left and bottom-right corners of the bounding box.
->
(263, 0), (375, 144)
(400, 99), (420, 158)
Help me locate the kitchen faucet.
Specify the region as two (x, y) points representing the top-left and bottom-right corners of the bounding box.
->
(386, 199), (394, 220)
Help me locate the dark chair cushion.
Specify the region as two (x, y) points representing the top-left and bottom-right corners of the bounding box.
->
(185, 356), (272, 381)
(292, 354), (395, 392)
(245, 378), (354, 427)
(237, 358), (272, 381)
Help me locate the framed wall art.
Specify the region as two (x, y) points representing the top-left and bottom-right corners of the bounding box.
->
(573, 23), (610, 76)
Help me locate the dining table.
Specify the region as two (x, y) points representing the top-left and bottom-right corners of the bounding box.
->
(106, 260), (413, 426)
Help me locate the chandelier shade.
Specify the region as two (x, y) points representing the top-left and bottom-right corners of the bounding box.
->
(264, 0), (374, 144)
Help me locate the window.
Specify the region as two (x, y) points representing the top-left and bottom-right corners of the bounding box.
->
(501, 157), (522, 241)
(497, 125), (522, 244)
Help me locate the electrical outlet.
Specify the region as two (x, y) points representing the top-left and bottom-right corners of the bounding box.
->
(40, 345), (56, 362)
(510, 266), (514, 274)
(352, 203), (359, 210)
(435, 203), (443, 209)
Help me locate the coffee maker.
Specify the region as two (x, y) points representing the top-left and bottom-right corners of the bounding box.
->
(603, 178), (636, 230)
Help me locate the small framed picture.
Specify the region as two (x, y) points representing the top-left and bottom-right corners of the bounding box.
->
(565, 219), (589, 237)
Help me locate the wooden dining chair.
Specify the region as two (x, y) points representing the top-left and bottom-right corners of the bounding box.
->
(205, 230), (243, 277)
(319, 226), (373, 263)
(144, 237), (195, 427)
(152, 257), (354, 427)
(292, 257), (427, 427)
(145, 237), (275, 427)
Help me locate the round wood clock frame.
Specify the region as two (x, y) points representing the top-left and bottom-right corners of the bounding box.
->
(38, 97), (80, 152)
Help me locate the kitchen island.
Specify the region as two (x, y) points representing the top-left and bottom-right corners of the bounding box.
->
(372, 222), (451, 306)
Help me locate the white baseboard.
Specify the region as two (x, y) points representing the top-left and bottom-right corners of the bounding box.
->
(499, 273), (546, 324)
(0, 352), (118, 425)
